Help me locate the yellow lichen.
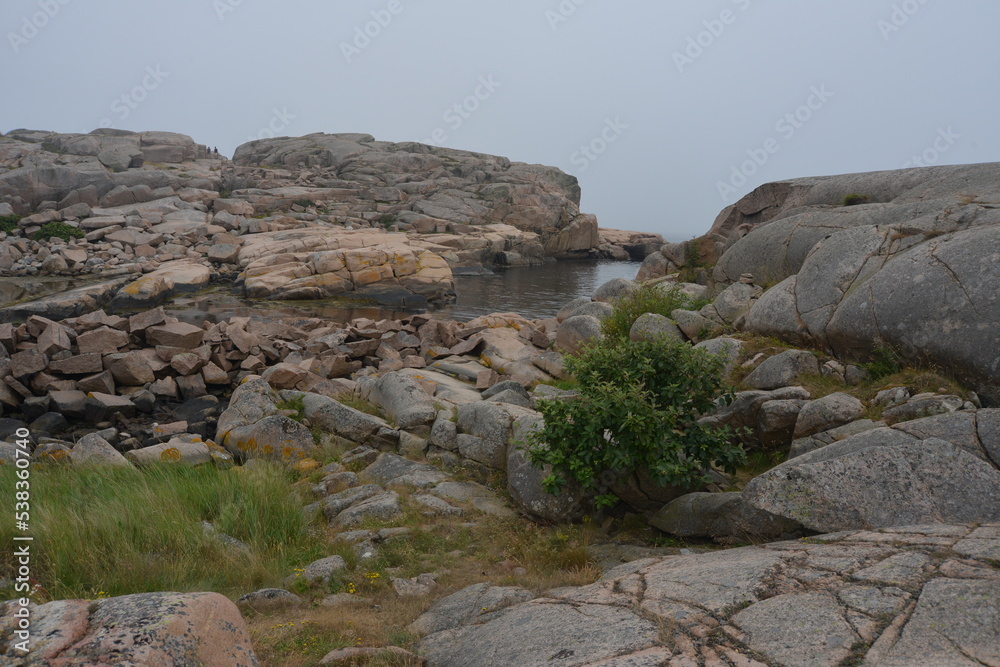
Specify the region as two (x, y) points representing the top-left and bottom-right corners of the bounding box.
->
(160, 448), (182, 463)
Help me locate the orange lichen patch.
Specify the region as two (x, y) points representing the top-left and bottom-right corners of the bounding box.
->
(38, 449), (69, 462)
(262, 444), (275, 456)
(292, 458), (320, 475)
(233, 437), (259, 452)
(160, 448), (182, 463)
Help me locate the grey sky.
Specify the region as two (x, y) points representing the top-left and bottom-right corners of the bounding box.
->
(2, 1), (997, 240)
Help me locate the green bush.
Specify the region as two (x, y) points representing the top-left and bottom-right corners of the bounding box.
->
(842, 193), (871, 206)
(528, 337), (744, 508)
(600, 283), (693, 342)
(32, 221), (85, 242)
(0, 215), (21, 233)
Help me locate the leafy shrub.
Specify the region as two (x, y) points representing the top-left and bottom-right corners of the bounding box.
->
(32, 221), (85, 242)
(0, 215), (21, 233)
(600, 283), (693, 342)
(842, 193), (871, 206)
(292, 198), (314, 208)
(528, 337), (745, 508)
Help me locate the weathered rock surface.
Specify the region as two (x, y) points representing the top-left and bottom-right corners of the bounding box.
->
(419, 524), (1000, 666)
(743, 436), (1000, 533)
(708, 163), (1000, 400)
(0, 591), (259, 666)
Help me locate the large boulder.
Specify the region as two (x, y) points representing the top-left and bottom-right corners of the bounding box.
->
(505, 412), (591, 522)
(0, 592), (259, 666)
(743, 436), (1000, 533)
(356, 372), (437, 430)
(237, 231), (455, 307)
(710, 163), (1000, 401)
(232, 133), (598, 258)
(649, 492), (802, 542)
(216, 379), (315, 463)
(554, 315), (602, 355)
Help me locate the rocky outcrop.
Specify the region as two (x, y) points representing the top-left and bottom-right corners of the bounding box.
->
(0, 129), (209, 211)
(0, 591), (259, 666)
(0, 129), (630, 310)
(235, 228), (455, 306)
(704, 163), (1000, 400)
(742, 409), (1000, 533)
(418, 524), (1000, 666)
(231, 133), (600, 259)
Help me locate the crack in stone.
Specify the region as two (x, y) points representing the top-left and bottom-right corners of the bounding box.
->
(929, 242), (981, 318)
(974, 412), (1000, 470)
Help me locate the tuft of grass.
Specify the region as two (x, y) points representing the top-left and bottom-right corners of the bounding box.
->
(600, 283), (694, 343)
(861, 343), (902, 381)
(842, 193), (871, 206)
(0, 215), (21, 233)
(276, 395), (307, 422)
(0, 463), (322, 601)
(337, 394), (388, 421)
(32, 221), (84, 242)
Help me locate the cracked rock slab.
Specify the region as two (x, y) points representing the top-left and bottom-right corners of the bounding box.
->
(732, 593), (859, 667)
(874, 578), (1000, 666)
(420, 601), (659, 667)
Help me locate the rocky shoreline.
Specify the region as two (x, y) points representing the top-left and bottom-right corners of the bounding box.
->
(1, 131), (998, 666)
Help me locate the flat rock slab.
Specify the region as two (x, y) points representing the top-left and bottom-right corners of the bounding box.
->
(733, 593), (859, 666)
(420, 601), (660, 667)
(875, 578), (1000, 666)
(418, 524), (1000, 666)
(360, 452), (447, 488)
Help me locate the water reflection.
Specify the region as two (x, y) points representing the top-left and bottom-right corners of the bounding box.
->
(0, 277), (89, 307)
(0, 260), (643, 326)
(170, 260), (641, 325)
(435, 260), (642, 321)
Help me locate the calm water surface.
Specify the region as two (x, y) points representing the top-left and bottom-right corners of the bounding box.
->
(0, 260), (642, 325)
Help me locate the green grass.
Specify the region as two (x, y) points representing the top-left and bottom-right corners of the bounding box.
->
(842, 193), (871, 206)
(337, 394), (388, 421)
(276, 395), (307, 422)
(0, 215), (21, 233)
(0, 463), (323, 601)
(600, 282), (695, 343)
(32, 221), (84, 242)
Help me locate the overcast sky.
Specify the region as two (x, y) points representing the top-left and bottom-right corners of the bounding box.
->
(1, 1), (998, 240)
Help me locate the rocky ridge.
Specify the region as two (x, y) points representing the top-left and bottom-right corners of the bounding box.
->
(639, 162), (1000, 402)
(0, 129), (660, 313)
